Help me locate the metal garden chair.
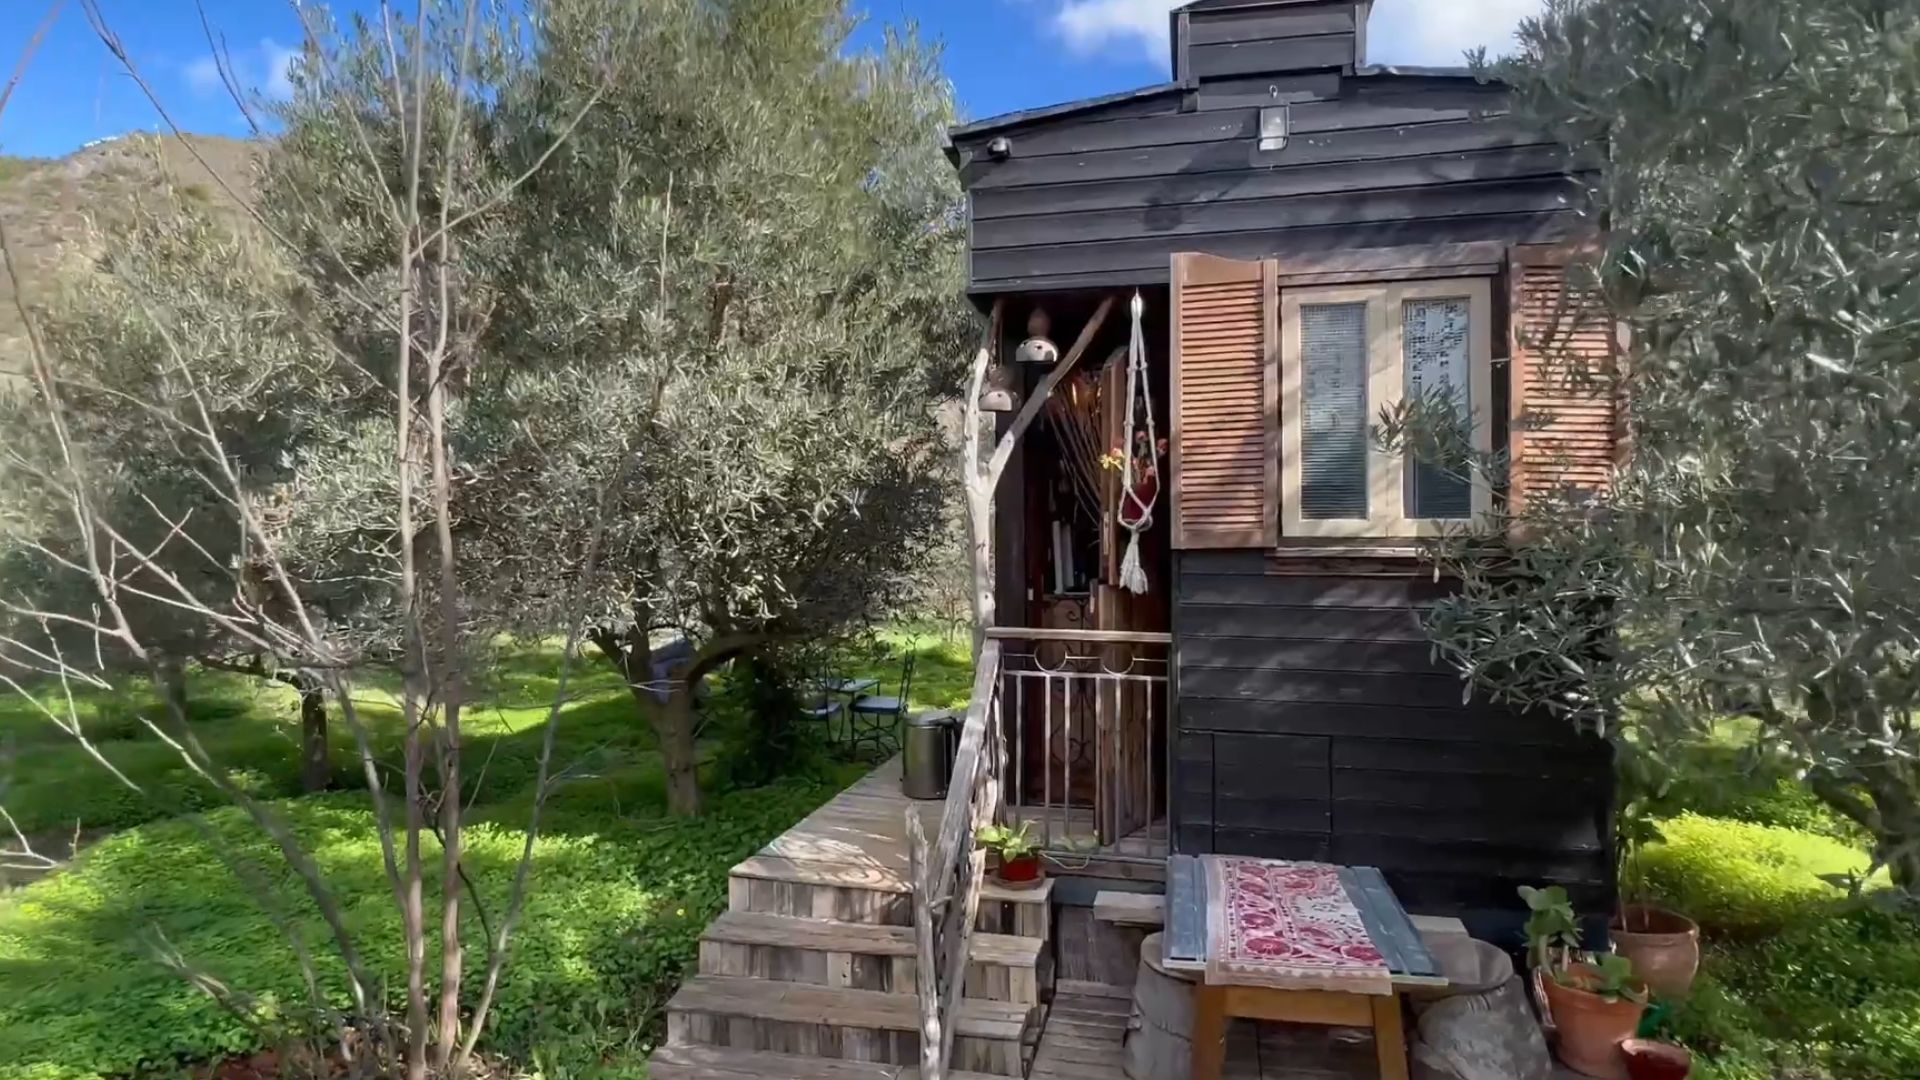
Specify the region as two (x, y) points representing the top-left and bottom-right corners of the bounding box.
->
(849, 652), (915, 757)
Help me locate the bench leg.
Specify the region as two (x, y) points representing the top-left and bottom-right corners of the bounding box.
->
(1371, 994), (1409, 1080)
(1192, 984), (1228, 1080)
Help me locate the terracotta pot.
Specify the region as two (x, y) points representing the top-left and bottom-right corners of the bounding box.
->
(1542, 965), (1648, 1080)
(994, 853), (1045, 889)
(1621, 1039), (1692, 1080)
(1611, 905), (1701, 999)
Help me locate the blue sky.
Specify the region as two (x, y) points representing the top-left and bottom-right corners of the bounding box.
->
(0, 0), (1543, 160)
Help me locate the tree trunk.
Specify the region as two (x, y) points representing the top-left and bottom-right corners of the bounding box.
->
(658, 684), (703, 817)
(1865, 773), (1920, 896)
(967, 488), (995, 657)
(296, 677), (330, 794)
(594, 626), (708, 817)
(1815, 768), (1920, 897)
(156, 655), (190, 725)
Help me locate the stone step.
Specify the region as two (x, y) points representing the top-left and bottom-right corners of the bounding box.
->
(647, 1044), (1005, 1080)
(665, 975), (1034, 1078)
(730, 855), (1052, 937)
(700, 911), (1049, 1004)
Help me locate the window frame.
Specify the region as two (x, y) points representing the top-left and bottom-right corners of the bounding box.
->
(1280, 278), (1494, 539)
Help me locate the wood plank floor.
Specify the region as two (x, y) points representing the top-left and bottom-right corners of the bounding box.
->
(1008, 803), (1169, 861)
(1029, 986), (1383, 1080)
(753, 756), (1158, 890)
(751, 758), (939, 891)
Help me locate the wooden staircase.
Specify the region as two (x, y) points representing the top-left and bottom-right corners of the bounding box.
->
(649, 769), (1055, 1079)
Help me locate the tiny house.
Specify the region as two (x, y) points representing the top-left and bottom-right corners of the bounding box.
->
(649, 5), (1628, 1075)
(948, 0), (1618, 935)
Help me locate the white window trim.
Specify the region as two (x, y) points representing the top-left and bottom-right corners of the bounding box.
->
(1281, 278), (1494, 539)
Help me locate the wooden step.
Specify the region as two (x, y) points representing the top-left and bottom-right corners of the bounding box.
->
(700, 911), (1048, 1003)
(647, 1044), (1004, 1080)
(730, 855), (1052, 936)
(666, 975), (1033, 1077)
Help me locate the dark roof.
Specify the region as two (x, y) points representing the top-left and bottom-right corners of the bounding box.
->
(947, 82), (1185, 144)
(1353, 64), (1491, 81)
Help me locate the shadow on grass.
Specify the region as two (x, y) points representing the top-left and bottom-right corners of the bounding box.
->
(0, 629), (954, 1075)
(0, 631), (957, 836)
(0, 778), (851, 1078)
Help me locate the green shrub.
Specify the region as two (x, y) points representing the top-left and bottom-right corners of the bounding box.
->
(1672, 906), (1920, 1080)
(1653, 733), (1866, 844)
(0, 780), (839, 1079)
(1637, 813), (1869, 936)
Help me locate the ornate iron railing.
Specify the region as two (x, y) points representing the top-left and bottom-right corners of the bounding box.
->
(988, 627), (1172, 858)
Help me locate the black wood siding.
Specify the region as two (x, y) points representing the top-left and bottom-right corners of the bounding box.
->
(953, 74), (1591, 295)
(1171, 551), (1614, 927)
(1175, 0), (1360, 82)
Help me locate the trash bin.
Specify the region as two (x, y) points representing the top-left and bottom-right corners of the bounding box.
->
(901, 710), (959, 800)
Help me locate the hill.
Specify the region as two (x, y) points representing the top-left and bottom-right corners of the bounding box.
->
(0, 133), (258, 372)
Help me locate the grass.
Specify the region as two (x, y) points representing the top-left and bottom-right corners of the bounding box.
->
(0, 628), (967, 1078)
(0, 646), (650, 839)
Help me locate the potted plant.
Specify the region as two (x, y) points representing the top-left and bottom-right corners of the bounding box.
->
(1523, 885), (1649, 1080)
(977, 822), (1044, 888)
(1620, 1038), (1693, 1080)
(1609, 752), (1700, 998)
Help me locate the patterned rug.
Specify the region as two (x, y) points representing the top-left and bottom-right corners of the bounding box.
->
(1204, 856), (1393, 995)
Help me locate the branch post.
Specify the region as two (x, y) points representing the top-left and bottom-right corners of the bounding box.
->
(963, 294), (1116, 654)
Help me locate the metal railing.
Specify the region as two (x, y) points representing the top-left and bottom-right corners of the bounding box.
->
(987, 627), (1171, 859)
(906, 639), (1004, 1080)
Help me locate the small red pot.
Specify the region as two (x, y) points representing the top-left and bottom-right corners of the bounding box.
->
(995, 853), (1044, 887)
(1621, 1039), (1692, 1080)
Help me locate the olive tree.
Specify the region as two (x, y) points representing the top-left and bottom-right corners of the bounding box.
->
(469, 0), (968, 815)
(1, 201), (379, 794)
(0, 2), (622, 1074)
(254, 0), (967, 817)
(1414, 0), (1920, 893)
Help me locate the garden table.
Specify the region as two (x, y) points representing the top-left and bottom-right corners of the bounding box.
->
(1164, 854), (1447, 1080)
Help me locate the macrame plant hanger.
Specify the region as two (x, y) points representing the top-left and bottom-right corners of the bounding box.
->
(1117, 290), (1160, 595)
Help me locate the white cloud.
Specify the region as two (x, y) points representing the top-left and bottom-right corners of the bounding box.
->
(184, 55), (224, 97)
(1365, 0), (1543, 66)
(261, 39), (300, 101)
(1042, 0), (1544, 69)
(182, 39), (300, 103)
(1053, 0), (1177, 62)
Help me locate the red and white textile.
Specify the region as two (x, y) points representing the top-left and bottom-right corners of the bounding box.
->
(1203, 856), (1393, 995)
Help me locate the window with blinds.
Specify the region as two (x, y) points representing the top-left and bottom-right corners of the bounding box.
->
(1281, 279), (1493, 538)
(1300, 302), (1371, 520)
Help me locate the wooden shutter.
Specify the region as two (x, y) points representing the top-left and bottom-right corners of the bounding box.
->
(1508, 244), (1622, 513)
(1171, 252), (1279, 549)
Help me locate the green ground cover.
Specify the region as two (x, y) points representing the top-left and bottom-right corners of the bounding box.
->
(0, 628), (972, 1079)
(1642, 740), (1920, 1080)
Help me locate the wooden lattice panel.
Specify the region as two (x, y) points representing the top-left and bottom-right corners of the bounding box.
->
(1509, 252), (1621, 510)
(1171, 253), (1278, 549)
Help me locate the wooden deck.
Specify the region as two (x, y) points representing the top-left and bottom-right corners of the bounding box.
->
(741, 755), (941, 893)
(1031, 984), (1383, 1079)
(745, 755), (1167, 888)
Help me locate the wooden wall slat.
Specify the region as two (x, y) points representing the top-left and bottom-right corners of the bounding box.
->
(1190, 35), (1356, 78)
(1189, 6), (1357, 46)
(1170, 556), (1615, 920)
(973, 211), (1583, 283)
(971, 145), (1574, 220)
(963, 117), (1554, 191)
(972, 177), (1578, 250)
